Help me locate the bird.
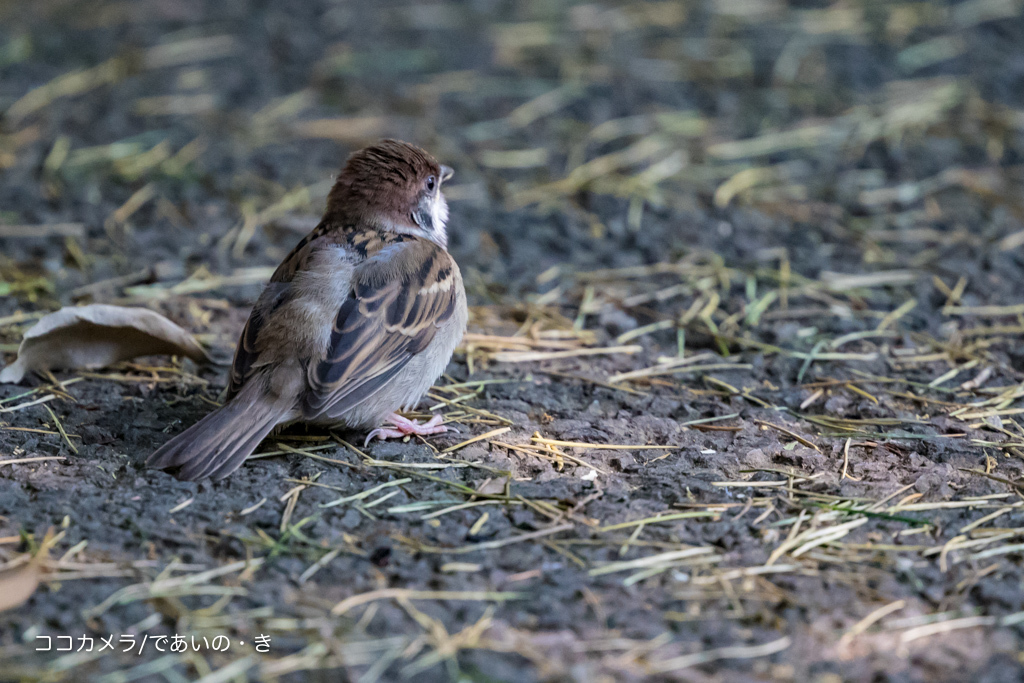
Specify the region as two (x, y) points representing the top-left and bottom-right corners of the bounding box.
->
(148, 139), (468, 481)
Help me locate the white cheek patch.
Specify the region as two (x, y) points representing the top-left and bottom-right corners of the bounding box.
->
(430, 194), (449, 247)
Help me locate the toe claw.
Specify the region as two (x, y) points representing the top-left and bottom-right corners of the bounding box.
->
(365, 413), (449, 445)
(364, 428), (404, 446)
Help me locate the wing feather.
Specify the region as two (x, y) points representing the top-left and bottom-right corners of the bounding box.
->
(301, 238), (458, 420)
(224, 221), (458, 418)
(225, 221), (336, 398)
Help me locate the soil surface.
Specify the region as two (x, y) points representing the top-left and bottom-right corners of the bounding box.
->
(3, 1), (1024, 681)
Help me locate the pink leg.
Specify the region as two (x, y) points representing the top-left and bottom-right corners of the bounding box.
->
(364, 413), (447, 446)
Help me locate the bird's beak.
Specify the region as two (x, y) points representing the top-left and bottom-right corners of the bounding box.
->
(440, 165), (454, 183)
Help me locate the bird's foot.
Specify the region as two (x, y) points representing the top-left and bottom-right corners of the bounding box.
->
(365, 413), (447, 446)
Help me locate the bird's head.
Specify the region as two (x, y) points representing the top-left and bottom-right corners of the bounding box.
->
(326, 139), (454, 248)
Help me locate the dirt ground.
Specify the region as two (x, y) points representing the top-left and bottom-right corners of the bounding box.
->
(4, 1), (1024, 681)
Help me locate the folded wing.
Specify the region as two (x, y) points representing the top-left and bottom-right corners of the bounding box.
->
(301, 236), (459, 420)
(225, 222), (334, 398)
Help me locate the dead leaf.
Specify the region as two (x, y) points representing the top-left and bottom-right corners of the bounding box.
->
(0, 559), (41, 612)
(0, 304), (212, 384)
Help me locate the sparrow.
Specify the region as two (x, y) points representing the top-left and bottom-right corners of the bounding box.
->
(148, 139), (467, 481)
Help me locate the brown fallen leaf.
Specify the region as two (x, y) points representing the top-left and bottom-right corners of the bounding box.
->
(0, 559), (41, 612)
(0, 304), (212, 384)
(0, 526), (59, 613)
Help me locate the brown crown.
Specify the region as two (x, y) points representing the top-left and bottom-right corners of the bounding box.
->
(325, 139), (442, 225)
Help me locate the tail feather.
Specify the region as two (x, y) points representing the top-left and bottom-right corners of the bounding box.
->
(148, 386), (289, 481)
(185, 420), (277, 482)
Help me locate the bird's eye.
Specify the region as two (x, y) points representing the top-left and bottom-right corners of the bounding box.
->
(426, 175), (436, 192)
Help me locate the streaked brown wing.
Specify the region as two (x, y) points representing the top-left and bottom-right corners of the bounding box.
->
(301, 238), (458, 420)
(225, 222), (334, 398)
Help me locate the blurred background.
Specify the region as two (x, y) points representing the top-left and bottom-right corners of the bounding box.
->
(2, 0), (1024, 324)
